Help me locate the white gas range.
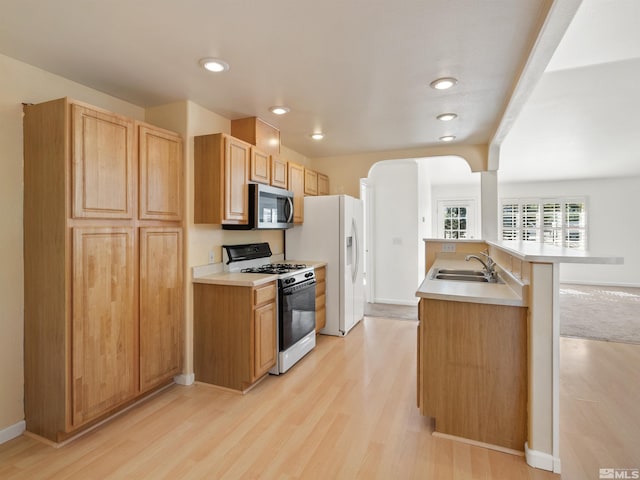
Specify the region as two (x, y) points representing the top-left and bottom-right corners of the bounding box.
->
(222, 243), (317, 374)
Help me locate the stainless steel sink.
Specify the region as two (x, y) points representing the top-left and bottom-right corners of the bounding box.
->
(435, 269), (486, 276)
(431, 268), (503, 284)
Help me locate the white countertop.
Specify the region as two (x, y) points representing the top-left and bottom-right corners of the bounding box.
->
(416, 258), (526, 307)
(192, 260), (327, 287)
(487, 240), (624, 264)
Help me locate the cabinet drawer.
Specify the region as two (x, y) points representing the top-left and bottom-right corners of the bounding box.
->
(316, 280), (326, 297)
(315, 266), (326, 282)
(254, 282), (276, 306)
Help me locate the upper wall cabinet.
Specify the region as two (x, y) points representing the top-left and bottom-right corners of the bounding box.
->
(304, 168), (318, 196)
(138, 125), (183, 221)
(317, 173), (329, 195)
(288, 162), (305, 224)
(249, 146), (271, 185)
(270, 156), (288, 189)
(194, 133), (250, 225)
(71, 104), (135, 219)
(231, 117), (280, 157)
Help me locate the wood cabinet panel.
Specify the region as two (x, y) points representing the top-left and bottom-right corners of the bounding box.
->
(231, 116), (280, 156)
(419, 298), (527, 450)
(72, 227), (137, 426)
(225, 136), (250, 222)
(270, 156), (288, 188)
(288, 162), (305, 224)
(252, 302), (277, 381)
(71, 104), (134, 219)
(250, 147), (271, 184)
(314, 266), (327, 333)
(317, 173), (329, 195)
(138, 125), (183, 221)
(194, 281), (277, 392)
(194, 133), (250, 225)
(304, 169), (318, 196)
(139, 228), (183, 393)
(24, 98), (184, 442)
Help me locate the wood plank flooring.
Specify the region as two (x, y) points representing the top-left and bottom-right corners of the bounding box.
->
(0, 317), (637, 479)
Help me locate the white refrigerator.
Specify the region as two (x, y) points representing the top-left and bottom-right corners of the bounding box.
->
(285, 195), (364, 336)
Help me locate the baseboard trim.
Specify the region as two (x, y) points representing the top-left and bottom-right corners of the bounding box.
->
(561, 280), (640, 288)
(433, 431), (524, 457)
(524, 442), (561, 473)
(174, 373), (195, 385)
(0, 420), (25, 445)
(371, 298), (419, 307)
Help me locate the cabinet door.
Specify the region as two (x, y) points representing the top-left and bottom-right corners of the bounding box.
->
(317, 173), (329, 195)
(139, 125), (183, 221)
(139, 227), (183, 393)
(71, 104), (134, 219)
(304, 169), (318, 196)
(72, 227), (136, 426)
(253, 302), (276, 380)
(270, 156), (288, 188)
(250, 147), (270, 184)
(288, 162), (305, 224)
(224, 136), (250, 223)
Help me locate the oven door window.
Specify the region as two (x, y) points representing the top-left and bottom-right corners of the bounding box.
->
(280, 283), (316, 351)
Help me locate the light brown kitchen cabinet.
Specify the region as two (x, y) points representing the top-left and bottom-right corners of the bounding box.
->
(417, 298), (527, 450)
(288, 161), (305, 224)
(71, 103), (135, 219)
(23, 98), (184, 442)
(138, 124), (183, 221)
(194, 281), (277, 392)
(304, 168), (318, 196)
(317, 173), (330, 195)
(314, 266), (327, 333)
(71, 227), (137, 426)
(194, 133), (250, 225)
(139, 227), (183, 393)
(250, 146), (271, 184)
(270, 156), (288, 188)
(231, 116), (280, 156)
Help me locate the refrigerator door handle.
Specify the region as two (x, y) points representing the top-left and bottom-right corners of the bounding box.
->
(352, 218), (359, 283)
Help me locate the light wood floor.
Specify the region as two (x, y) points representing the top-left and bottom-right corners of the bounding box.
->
(0, 318), (638, 479)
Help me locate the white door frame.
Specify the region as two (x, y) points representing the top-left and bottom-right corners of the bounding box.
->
(360, 179), (374, 303)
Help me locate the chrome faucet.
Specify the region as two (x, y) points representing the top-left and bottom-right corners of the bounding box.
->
(465, 251), (497, 280)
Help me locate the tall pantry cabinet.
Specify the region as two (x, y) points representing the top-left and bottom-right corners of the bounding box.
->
(23, 98), (184, 442)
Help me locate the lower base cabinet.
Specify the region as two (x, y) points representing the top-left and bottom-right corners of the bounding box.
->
(194, 281), (277, 392)
(417, 298), (527, 451)
(315, 266), (326, 333)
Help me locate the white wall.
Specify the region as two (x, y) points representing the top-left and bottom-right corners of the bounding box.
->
(369, 160), (422, 305)
(499, 177), (640, 286)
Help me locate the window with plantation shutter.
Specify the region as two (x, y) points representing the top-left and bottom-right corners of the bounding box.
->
(500, 197), (587, 250)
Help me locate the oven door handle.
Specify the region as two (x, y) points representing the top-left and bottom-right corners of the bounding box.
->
(282, 279), (316, 295)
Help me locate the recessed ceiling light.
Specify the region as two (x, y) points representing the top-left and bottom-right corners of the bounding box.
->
(199, 58), (230, 73)
(437, 113), (458, 121)
(430, 77), (458, 90)
(439, 135), (456, 142)
(269, 106), (290, 115)
(310, 132), (324, 140)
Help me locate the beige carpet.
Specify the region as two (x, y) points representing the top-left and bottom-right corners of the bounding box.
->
(365, 284), (640, 344)
(560, 283), (640, 344)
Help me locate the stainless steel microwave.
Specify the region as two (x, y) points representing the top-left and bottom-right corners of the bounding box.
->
(223, 183), (294, 230)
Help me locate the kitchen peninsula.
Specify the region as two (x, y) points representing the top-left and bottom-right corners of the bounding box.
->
(416, 239), (623, 473)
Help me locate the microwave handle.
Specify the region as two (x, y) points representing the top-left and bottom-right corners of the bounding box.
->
(286, 196), (294, 223)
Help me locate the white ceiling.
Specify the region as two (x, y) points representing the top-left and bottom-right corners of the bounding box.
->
(499, 0), (640, 182)
(0, 0), (560, 159)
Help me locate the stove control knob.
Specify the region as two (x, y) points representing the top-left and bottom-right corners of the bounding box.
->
(286, 278), (295, 284)
(305, 272), (313, 278)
